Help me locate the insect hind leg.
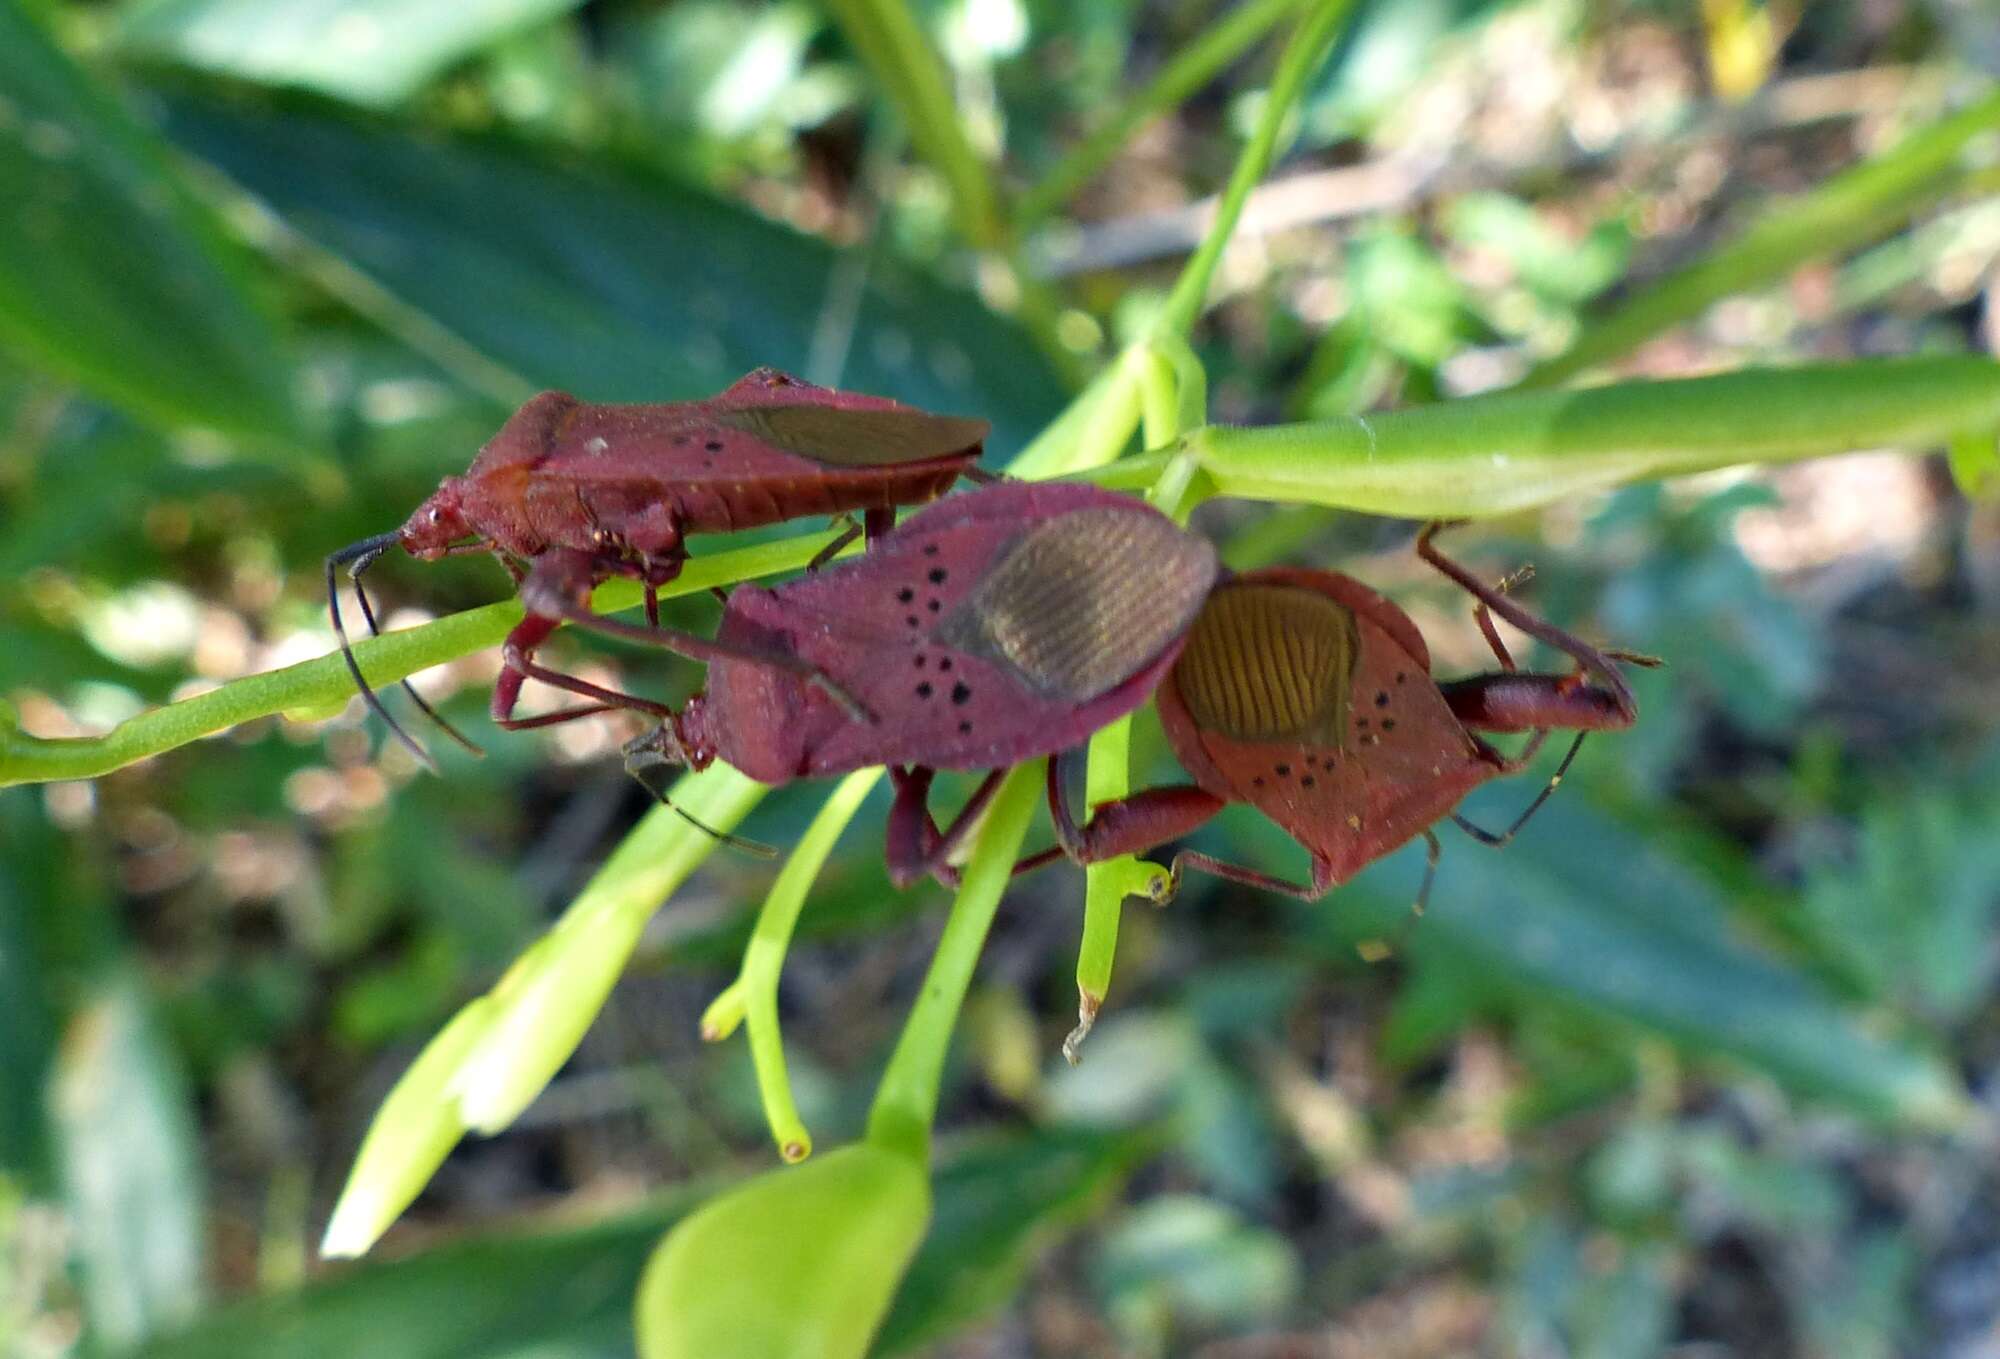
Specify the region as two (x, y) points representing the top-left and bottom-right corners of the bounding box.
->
(1417, 520), (1636, 719)
(1453, 730), (1588, 849)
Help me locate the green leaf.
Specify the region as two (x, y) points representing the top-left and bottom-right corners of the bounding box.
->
(0, 793), (58, 1185)
(875, 1129), (1154, 1356)
(156, 93), (1063, 450)
(52, 974), (207, 1348)
(1800, 786), (2000, 1022)
(1948, 429), (2000, 500)
(1390, 798), (1965, 1125)
(136, 1130), (1140, 1358)
(0, 1), (299, 440)
(121, 0), (591, 107)
(636, 1143), (930, 1359)
(139, 1191), (695, 1359)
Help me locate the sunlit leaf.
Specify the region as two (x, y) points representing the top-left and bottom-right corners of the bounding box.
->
(52, 975), (206, 1347)
(121, 0), (590, 107)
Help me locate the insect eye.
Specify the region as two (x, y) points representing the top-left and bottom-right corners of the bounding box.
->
(427, 508), (442, 525)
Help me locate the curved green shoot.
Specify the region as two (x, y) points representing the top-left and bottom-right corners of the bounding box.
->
(866, 761), (1042, 1162)
(701, 768), (884, 1163)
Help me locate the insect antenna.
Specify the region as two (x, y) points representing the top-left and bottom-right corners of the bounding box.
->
(345, 564), (484, 757)
(1452, 730), (1589, 849)
(624, 758), (779, 860)
(327, 533), (482, 772)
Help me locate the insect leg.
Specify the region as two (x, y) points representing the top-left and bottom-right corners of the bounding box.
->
(1413, 829), (1441, 916)
(1356, 831), (1445, 963)
(1159, 850), (1337, 902)
(1452, 730), (1589, 848)
(885, 766), (1010, 890)
(503, 643), (676, 721)
(495, 605), (686, 729)
(808, 515), (863, 572)
(1416, 521), (1637, 720)
(1045, 750), (1226, 900)
(520, 577), (878, 724)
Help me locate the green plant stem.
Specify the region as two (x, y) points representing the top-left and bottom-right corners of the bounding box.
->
(0, 530), (848, 787)
(823, 0), (1002, 251)
(1157, 0), (1352, 339)
(701, 768), (884, 1163)
(866, 762), (1042, 1162)
(1170, 356), (2000, 516)
(1066, 344), (1210, 1059)
(819, 0), (1084, 382)
(1014, 0), (1310, 228)
(1522, 90), (2000, 388)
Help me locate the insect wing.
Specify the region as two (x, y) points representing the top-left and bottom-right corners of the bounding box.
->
(1163, 576), (1495, 883)
(755, 484), (1217, 773)
(713, 404), (989, 467)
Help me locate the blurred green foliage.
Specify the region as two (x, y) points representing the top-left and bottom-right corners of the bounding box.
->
(3, 0), (1999, 1355)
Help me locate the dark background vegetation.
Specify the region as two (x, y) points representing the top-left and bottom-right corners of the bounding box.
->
(4, 0), (2000, 1355)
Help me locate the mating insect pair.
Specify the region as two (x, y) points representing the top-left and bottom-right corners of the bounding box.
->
(330, 371), (1652, 905)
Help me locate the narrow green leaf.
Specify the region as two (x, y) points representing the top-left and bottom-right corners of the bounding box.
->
(0, 0), (298, 439)
(1388, 799), (1964, 1125)
(137, 1131), (1138, 1359)
(820, 0), (1001, 249)
(141, 1192), (701, 1359)
(1014, 0), (1307, 228)
(866, 763), (1043, 1161)
(1524, 92), (2000, 387)
(157, 94), (1061, 447)
(0, 792), (58, 1185)
(121, 0), (590, 107)
(52, 975), (207, 1347)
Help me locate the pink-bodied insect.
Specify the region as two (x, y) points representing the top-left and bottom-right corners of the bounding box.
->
(327, 368), (989, 767)
(1045, 524), (1657, 905)
(621, 479), (1221, 887)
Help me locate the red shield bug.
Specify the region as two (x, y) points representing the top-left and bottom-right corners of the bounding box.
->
(1045, 522), (1657, 906)
(327, 368), (990, 768)
(622, 480), (1222, 888)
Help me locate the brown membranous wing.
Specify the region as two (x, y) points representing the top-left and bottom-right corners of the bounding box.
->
(1173, 584), (1357, 746)
(936, 509), (1218, 701)
(714, 405), (990, 466)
